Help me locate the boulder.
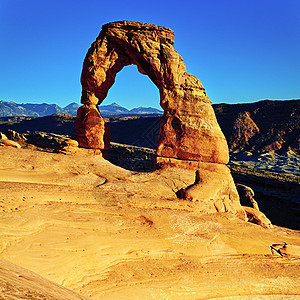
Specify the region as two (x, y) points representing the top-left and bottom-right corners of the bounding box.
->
(55, 145), (103, 157)
(55, 137), (103, 156)
(0, 139), (21, 148)
(0, 132), (8, 140)
(62, 139), (79, 147)
(236, 184), (259, 210)
(243, 206), (273, 228)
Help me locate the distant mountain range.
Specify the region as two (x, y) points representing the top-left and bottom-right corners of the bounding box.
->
(100, 102), (163, 116)
(0, 99), (299, 154)
(0, 101), (163, 117)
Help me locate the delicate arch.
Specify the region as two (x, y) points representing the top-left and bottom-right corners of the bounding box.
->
(74, 21), (248, 219)
(75, 21), (229, 165)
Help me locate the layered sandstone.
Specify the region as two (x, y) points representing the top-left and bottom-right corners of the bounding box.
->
(0, 138), (21, 148)
(77, 21), (228, 164)
(75, 21), (244, 218)
(75, 104), (106, 149)
(0, 147), (299, 299)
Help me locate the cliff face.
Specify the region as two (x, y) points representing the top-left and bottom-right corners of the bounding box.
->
(213, 99), (300, 153)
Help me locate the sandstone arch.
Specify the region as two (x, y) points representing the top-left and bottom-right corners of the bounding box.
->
(75, 21), (246, 218)
(75, 21), (228, 164)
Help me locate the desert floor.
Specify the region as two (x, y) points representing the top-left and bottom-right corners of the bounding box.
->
(0, 147), (299, 299)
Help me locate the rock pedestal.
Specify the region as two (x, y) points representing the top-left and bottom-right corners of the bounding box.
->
(75, 21), (246, 219)
(75, 105), (105, 149)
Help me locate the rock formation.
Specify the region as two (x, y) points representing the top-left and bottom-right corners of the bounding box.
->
(236, 184), (259, 210)
(229, 111), (260, 150)
(213, 99), (300, 153)
(55, 138), (103, 157)
(5, 129), (26, 141)
(76, 21), (228, 162)
(243, 206), (273, 228)
(75, 21), (245, 218)
(0, 138), (21, 148)
(75, 104), (106, 149)
(235, 183), (272, 227)
(0, 132), (7, 140)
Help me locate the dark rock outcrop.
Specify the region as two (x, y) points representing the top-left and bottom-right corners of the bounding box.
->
(236, 184), (259, 210)
(0, 114), (76, 136)
(213, 99), (300, 153)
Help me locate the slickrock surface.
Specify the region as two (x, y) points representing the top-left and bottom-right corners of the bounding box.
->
(0, 258), (88, 299)
(156, 157), (245, 218)
(0, 147), (299, 299)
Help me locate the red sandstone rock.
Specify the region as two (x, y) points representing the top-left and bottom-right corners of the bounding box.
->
(243, 206), (273, 228)
(76, 21), (228, 164)
(55, 145), (103, 157)
(236, 184), (259, 211)
(0, 139), (21, 148)
(213, 100), (300, 153)
(62, 139), (79, 147)
(75, 105), (106, 149)
(75, 21), (244, 218)
(230, 111), (260, 150)
(160, 158), (246, 219)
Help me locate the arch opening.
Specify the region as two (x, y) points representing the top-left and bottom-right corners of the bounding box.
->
(100, 64), (160, 111)
(100, 64), (162, 172)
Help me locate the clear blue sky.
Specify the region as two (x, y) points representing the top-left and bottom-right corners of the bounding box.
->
(0, 0), (299, 109)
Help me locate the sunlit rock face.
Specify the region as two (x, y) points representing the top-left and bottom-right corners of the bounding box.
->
(76, 21), (246, 219)
(76, 21), (228, 164)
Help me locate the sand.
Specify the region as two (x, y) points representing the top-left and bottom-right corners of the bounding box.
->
(0, 147), (299, 299)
